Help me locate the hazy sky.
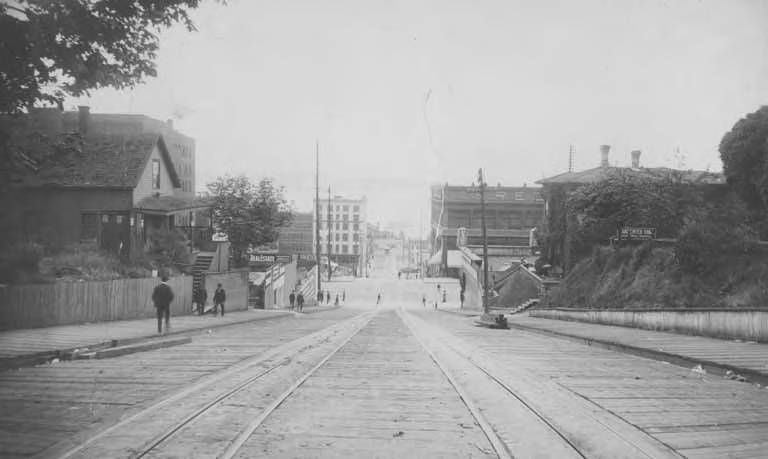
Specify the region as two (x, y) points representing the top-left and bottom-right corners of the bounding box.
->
(69, 0), (768, 234)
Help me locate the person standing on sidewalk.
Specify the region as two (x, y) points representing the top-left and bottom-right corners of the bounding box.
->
(152, 276), (174, 334)
(317, 290), (323, 305)
(297, 292), (304, 312)
(289, 291), (296, 310)
(213, 283), (226, 317)
(193, 285), (207, 315)
(326, 290), (331, 304)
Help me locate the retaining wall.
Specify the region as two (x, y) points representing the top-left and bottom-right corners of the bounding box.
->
(531, 308), (768, 342)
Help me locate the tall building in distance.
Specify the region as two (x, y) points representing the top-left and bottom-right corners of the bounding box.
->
(313, 195), (369, 277)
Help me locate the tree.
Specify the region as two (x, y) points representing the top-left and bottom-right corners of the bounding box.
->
(720, 106), (768, 211)
(566, 169), (700, 260)
(207, 175), (293, 266)
(0, 0), (212, 114)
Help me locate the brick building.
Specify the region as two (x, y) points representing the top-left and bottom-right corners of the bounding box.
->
(277, 212), (314, 256)
(429, 183), (545, 275)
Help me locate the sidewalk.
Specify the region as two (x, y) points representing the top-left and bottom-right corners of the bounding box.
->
(0, 305), (338, 370)
(507, 314), (768, 385)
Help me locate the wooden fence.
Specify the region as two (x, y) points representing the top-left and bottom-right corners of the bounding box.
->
(0, 276), (193, 331)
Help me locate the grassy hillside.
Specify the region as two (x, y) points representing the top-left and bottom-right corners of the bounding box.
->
(546, 243), (768, 309)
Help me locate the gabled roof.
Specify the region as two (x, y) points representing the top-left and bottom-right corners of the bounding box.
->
(12, 132), (180, 189)
(536, 166), (725, 186)
(135, 195), (212, 214)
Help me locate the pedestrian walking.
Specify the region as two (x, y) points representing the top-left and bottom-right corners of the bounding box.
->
(334, 294), (339, 306)
(152, 276), (174, 334)
(422, 295), (426, 307)
(289, 291), (296, 310)
(213, 283), (226, 317)
(193, 285), (207, 315)
(376, 293), (382, 305)
(342, 290), (346, 303)
(442, 288), (447, 303)
(317, 291), (323, 304)
(297, 292), (305, 312)
(326, 290), (331, 304)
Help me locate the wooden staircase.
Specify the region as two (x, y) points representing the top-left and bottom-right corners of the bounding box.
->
(192, 252), (214, 293)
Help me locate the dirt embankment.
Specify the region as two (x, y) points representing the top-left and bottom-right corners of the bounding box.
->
(546, 243), (768, 309)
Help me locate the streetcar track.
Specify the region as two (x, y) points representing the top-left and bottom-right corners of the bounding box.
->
(130, 311), (376, 459)
(218, 311), (376, 459)
(398, 308), (587, 459)
(56, 311), (374, 459)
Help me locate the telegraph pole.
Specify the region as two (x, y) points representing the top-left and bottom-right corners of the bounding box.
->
(478, 168), (490, 314)
(327, 186), (332, 282)
(315, 141), (321, 299)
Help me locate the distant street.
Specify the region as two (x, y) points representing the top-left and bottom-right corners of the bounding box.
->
(1, 245), (768, 458)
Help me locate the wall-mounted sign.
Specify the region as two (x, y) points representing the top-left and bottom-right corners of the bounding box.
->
(212, 232), (229, 242)
(249, 253), (292, 264)
(619, 227), (656, 240)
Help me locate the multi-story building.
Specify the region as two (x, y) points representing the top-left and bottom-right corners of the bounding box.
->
(313, 195), (369, 277)
(429, 183), (545, 275)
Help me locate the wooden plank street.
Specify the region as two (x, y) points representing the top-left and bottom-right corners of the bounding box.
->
(1, 249), (767, 457)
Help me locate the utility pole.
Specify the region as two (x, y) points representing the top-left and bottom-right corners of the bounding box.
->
(327, 186), (332, 282)
(478, 168), (490, 314)
(315, 141), (321, 300)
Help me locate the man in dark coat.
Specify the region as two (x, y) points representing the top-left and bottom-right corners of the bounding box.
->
(289, 291), (296, 310)
(152, 276), (174, 334)
(297, 292), (304, 312)
(193, 286), (207, 315)
(213, 283), (226, 317)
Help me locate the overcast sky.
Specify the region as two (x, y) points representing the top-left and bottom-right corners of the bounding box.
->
(69, 0), (768, 235)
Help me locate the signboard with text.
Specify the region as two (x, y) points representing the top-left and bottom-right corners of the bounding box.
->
(619, 227), (656, 241)
(249, 253), (292, 264)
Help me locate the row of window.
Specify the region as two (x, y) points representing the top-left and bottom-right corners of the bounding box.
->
(322, 244), (360, 255)
(320, 222), (361, 231)
(320, 233), (361, 242)
(180, 179), (193, 193)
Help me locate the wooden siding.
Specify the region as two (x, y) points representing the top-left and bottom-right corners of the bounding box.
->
(133, 144), (176, 205)
(0, 276), (193, 331)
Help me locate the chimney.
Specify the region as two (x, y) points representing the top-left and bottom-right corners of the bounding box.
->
(77, 106), (90, 134)
(631, 150), (641, 168)
(600, 144), (610, 167)
(166, 119), (174, 130)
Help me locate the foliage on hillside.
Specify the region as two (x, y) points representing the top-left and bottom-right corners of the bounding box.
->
(545, 243), (768, 309)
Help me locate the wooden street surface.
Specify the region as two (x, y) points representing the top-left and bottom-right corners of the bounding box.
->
(423, 311), (768, 459)
(0, 309), (360, 458)
(509, 315), (768, 376)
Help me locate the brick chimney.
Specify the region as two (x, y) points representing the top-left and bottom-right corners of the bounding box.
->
(600, 144), (610, 167)
(77, 106), (90, 134)
(631, 150), (641, 168)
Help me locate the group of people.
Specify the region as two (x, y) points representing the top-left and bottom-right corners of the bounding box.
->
(288, 291), (306, 311)
(317, 290), (345, 306)
(150, 278), (227, 335)
(192, 283), (227, 316)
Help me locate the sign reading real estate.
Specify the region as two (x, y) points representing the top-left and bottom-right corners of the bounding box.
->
(619, 227), (656, 240)
(249, 253), (292, 264)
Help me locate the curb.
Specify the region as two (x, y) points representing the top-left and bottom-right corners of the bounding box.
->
(505, 321), (768, 387)
(0, 310), (294, 371)
(73, 336), (192, 360)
